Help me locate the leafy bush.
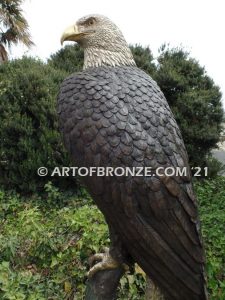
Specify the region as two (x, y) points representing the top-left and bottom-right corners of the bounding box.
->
(0, 186), (108, 299)
(130, 44), (156, 75)
(196, 177), (225, 300)
(0, 57), (75, 193)
(48, 44), (83, 74)
(0, 184), (145, 299)
(0, 177), (225, 299)
(205, 156), (225, 178)
(154, 46), (223, 169)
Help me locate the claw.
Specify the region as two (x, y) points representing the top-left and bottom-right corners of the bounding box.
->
(88, 253), (105, 267)
(87, 247), (121, 278)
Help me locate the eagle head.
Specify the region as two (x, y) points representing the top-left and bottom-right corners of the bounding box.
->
(60, 14), (136, 69)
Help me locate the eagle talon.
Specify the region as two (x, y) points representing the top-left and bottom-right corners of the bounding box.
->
(87, 247), (121, 278)
(88, 253), (105, 267)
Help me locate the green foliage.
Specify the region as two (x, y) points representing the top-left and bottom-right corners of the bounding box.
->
(130, 45), (156, 75)
(0, 177), (225, 299)
(0, 57), (75, 192)
(119, 270), (145, 300)
(48, 44), (83, 74)
(196, 177), (225, 300)
(0, 185), (145, 299)
(0, 186), (108, 299)
(154, 45), (224, 169)
(205, 156), (225, 178)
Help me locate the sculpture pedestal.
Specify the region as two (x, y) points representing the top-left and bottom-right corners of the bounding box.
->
(85, 268), (165, 300)
(85, 268), (124, 300)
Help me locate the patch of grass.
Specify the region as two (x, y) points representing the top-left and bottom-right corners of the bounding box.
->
(0, 178), (224, 299)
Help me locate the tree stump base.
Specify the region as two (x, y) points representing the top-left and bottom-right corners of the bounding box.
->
(85, 267), (165, 300)
(85, 268), (124, 300)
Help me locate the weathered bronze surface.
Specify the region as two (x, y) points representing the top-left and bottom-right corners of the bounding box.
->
(58, 15), (208, 300)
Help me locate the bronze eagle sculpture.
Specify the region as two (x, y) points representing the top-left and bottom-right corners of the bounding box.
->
(58, 14), (208, 300)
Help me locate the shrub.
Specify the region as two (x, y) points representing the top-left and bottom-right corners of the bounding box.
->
(154, 46), (224, 169)
(0, 57), (75, 193)
(48, 44), (83, 74)
(0, 187), (109, 299)
(0, 177), (224, 299)
(196, 177), (225, 299)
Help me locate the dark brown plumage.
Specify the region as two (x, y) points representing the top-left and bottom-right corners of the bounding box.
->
(58, 15), (208, 300)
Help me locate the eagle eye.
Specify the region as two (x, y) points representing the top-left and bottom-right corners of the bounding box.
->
(86, 18), (96, 26)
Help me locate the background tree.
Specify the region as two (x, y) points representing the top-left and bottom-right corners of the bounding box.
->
(154, 45), (223, 169)
(0, 57), (75, 192)
(0, 0), (34, 63)
(129, 44), (156, 75)
(48, 44), (84, 74)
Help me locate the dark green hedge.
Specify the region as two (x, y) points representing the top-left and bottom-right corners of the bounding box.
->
(0, 57), (75, 193)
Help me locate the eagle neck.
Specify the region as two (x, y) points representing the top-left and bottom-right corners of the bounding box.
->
(83, 47), (136, 70)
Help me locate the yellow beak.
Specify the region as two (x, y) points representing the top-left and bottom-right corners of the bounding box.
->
(60, 24), (82, 45)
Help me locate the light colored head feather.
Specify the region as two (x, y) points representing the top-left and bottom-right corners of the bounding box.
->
(75, 14), (136, 69)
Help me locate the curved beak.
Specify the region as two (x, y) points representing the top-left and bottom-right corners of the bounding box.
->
(60, 24), (82, 45)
